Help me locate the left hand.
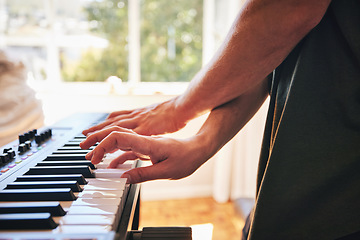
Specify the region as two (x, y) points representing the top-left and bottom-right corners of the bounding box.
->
(82, 98), (189, 136)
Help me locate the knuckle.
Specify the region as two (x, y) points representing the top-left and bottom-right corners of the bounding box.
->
(86, 133), (97, 143)
(108, 131), (120, 138)
(110, 126), (121, 132)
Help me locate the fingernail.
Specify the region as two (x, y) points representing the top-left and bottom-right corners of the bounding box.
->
(122, 174), (132, 184)
(85, 151), (92, 159)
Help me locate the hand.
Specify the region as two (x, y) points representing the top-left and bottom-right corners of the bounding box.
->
(82, 98), (189, 136)
(80, 126), (211, 184)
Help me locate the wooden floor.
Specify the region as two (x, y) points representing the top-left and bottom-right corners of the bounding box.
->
(139, 197), (245, 240)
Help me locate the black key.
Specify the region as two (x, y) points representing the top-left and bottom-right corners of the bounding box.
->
(0, 188), (77, 201)
(74, 135), (86, 139)
(58, 146), (95, 151)
(37, 160), (95, 169)
(52, 150), (90, 155)
(45, 154), (86, 161)
(6, 181), (83, 192)
(68, 138), (98, 144)
(63, 143), (81, 147)
(25, 166), (94, 178)
(63, 142), (97, 147)
(0, 202), (66, 216)
(0, 213), (58, 230)
(15, 174), (88, 185)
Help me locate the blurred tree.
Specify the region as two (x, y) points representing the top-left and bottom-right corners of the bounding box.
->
(62, 0), (129, 82)
(61, 0), (202, 82)
(140, 0), (203, 82)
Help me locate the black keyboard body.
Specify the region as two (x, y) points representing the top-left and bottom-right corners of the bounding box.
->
(0, 112), (140, 240)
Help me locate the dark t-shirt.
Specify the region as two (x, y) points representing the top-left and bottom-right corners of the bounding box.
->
(248, 1), (360, 239)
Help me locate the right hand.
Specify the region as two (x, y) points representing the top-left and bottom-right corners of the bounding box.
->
(80, 126), (212, 184)
(82, 98), (189, 136)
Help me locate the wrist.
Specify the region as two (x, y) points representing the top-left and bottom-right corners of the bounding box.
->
(173, 95), (206, 125)
(190, 129), (219, 161)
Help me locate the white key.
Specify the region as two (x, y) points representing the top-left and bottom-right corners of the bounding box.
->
(95, 162), (110, 169)
(97, 151), (136, 166)
(83, 185), (124, 191)
(114, 163), (134, 169)
(94, 169), (128, 178)
(67, 205), (118, 215)
(60, 214), (115, 225)
(60, 225), (112, 233)
(99, 150), (123, 166)
(72, 197), (121, 206)
(96, 162), (134, 169)
(86, 178), (126, 187)
(77, 190), (124, 198)
(0, 231), (116, 239)
(102, 150), (125, 161)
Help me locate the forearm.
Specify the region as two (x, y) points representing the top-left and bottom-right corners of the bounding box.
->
(175, 0), (330, 122)
(81, 78), (269, 183)
(192, 77), (269, 160)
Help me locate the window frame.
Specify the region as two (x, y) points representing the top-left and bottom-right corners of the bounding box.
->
(0, 0), (243, 95)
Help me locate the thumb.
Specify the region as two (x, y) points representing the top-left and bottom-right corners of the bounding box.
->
(121, 162), (169, 184)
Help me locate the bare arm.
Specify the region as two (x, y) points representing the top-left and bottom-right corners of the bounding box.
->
(174, 0), (331, 121)
(83, 0), (330, 136)
(80, 77), (269, 183)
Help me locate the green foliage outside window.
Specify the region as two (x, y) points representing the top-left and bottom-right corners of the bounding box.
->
(62, 0), (129, 82)
(61, 0), (203, 82)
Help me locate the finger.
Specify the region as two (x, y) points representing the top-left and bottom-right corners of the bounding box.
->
(85, 150), (93, 160)
(121, 161), (172, 184)
(91, 145), (107, 164)
(82, 119), (117, 136)
(133, 152), (151, 160)
(116, 118), (139, 130)
(107, 110), (133, 119)
(89, 131), (152, 165)
(80, 130), (109, 150)
(108, 151), (138, 168)
(84, 114), (139, 136)
(80, 126), (134, 149)
(84, 147), (119, 160)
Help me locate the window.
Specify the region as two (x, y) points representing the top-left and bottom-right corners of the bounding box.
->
(140, 0), (202, 82)
(0, 0), (203, 84)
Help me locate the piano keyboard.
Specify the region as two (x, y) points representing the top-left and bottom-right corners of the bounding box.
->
(0, 113), (141, 240)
